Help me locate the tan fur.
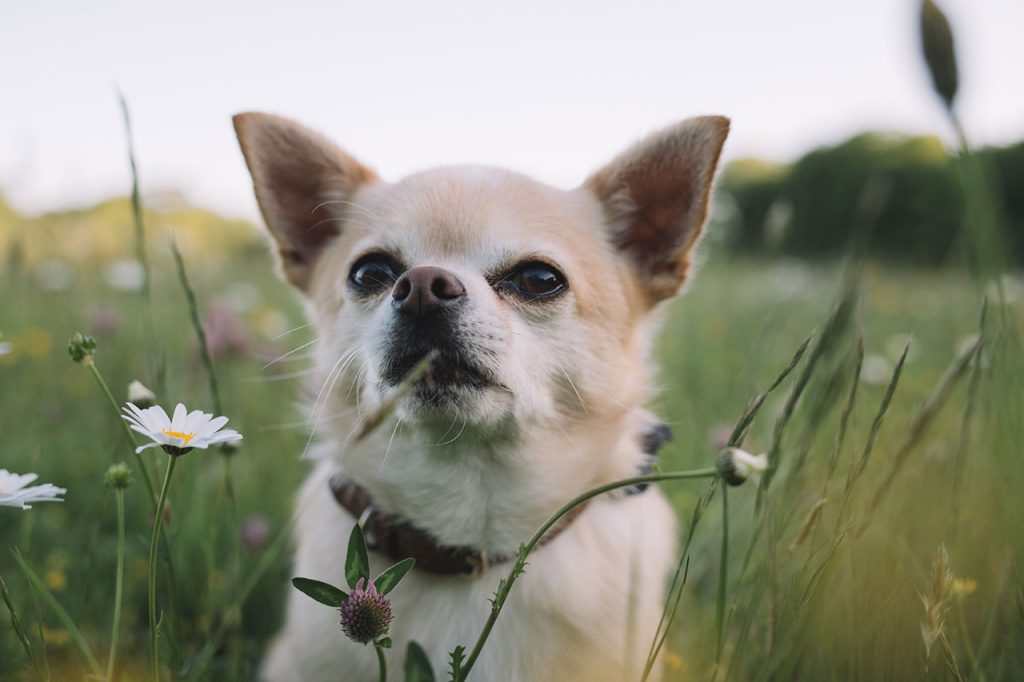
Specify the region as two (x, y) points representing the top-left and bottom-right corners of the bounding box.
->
(234, 113), (729, 682)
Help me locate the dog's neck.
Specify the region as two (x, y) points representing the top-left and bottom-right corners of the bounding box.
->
(326, 407), (661, 556)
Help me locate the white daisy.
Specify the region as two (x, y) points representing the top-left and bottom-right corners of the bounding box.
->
(0, 469), (67, 509)
(122, 402), (243, 456)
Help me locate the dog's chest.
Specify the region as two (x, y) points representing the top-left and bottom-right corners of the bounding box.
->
(268, 460), (677, 682)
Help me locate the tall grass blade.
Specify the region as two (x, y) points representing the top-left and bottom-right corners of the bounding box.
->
(868, 334), (983, 515)
(170, 239), (223, 416)
(1, 573), (42, 679)
(12, 549), (102, 678)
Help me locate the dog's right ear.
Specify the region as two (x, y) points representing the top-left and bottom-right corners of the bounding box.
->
(233, 113), (378, 291)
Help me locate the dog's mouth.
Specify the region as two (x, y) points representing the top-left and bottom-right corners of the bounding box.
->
(381, 349), (498, 402)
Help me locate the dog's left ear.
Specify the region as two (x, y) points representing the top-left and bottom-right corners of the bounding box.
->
(584, 116), (729, 303)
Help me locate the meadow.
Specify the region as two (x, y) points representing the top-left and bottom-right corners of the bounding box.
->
(1, 227), (1021, 680)
(1, 4), (1022, 676)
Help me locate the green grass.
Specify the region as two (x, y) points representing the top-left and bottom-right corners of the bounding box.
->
(0, 249), (1021, 680)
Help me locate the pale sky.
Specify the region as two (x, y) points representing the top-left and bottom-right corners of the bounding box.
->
(1, 0), (1021, 221)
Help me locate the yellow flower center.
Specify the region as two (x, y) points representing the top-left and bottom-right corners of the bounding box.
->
(162, 429), (195, 445)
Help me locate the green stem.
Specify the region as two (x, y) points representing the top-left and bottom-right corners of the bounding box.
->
(375, 643), (388, 682)
(149, 456), (178, 682)
(456, 467), (718, 681)
(715, 485), (729, 667)
(85, 358), (180, 639)
(107, 489), (127, 682)
(85, 360), (157, 506)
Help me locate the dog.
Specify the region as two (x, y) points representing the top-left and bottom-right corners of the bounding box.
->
(233, 111), (729, 681)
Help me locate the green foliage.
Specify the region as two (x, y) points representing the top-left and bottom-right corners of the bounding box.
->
(346, 524), (371, 591)
(719, 133), (1024, 265)
(1, 248), (1020, 680)
(290, 578), (347, 608)
(404, 641), (436, 682)
(374, 559), (416, 596)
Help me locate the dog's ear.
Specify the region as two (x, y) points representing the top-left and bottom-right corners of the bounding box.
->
(584, 116), (729, 303)
(233, 112), (378, 291)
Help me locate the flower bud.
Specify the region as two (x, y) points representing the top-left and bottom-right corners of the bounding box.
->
(104, 463), (134, 490)
(340, 578), (393, 644)
(919, 0), (959, 110)
(716, 447), (768, 486)
(67, 332), (97, 364)
(127, 380), (156, 409)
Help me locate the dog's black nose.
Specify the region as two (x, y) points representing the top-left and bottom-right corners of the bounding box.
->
(392, 266), (466, 317)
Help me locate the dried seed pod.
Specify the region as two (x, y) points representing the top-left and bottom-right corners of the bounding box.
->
(919, 0), (959, 110)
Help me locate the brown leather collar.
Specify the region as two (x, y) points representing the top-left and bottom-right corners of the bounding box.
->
(328, 423), (671, 578)
(329, 473), (589, 577)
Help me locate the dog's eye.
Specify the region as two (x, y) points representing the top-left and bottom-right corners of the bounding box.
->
(499, 262), (567, 300)
(349, 254), (400, 293)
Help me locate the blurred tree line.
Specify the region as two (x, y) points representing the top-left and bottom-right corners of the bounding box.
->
(716, 133), (1024, 267)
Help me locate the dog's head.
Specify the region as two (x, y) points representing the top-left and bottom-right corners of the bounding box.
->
(234, 113), (728, 440)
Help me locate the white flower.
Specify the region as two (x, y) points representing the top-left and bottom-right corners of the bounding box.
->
(860, 353), (893, 387)
(0, 469), (66, 509)
(122, 402), (243, 456)
(104, 259), (146, 292)
(716, 447), (768, 486)
(0, 331), (11, 357)
(127, 380), (157, 408)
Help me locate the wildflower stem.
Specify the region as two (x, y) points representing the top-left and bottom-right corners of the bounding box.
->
(715, 485), (729, 666)
(457, 467), (718, 681)
(84, 360), (158, 505)
(374, 642), (388, 682)
(148, 456), (178, 682)
(106, 489), (127, 682)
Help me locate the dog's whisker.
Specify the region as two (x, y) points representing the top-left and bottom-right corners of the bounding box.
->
(307, 215), (377, 232)
(310, 198), (384, 221)
(306, 349), (357, 431)
(301, 353), (357, 459)
(435, 415), (468, 447)
(378, 418), (403, 474)
(258, 411), (347, 432)
(268, 321), (315, 342)
(242, 368), (316, 382)
(558, 367), (589, 414)
(433, 412), (461, 445)
(341, 415), (367, 449)
(262, 333), (332, 369)
(352, 364), (370, 418)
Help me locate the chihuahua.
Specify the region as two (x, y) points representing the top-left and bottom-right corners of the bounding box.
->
(234, 112), (729, 681)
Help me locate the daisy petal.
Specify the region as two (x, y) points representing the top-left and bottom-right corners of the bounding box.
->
(198, 415), (229, 438)
(171, 404), (188, 431)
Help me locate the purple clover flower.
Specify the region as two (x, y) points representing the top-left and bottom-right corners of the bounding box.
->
(340, 577), (394, 644)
